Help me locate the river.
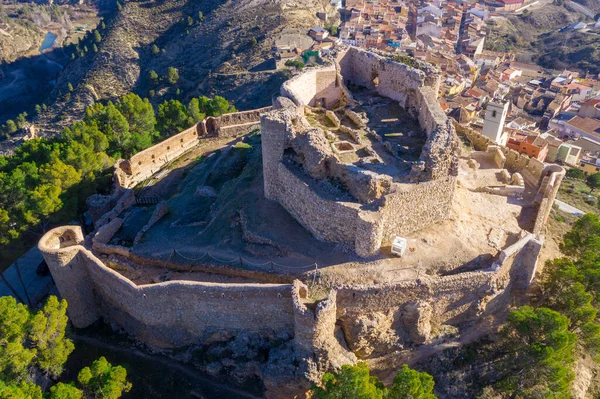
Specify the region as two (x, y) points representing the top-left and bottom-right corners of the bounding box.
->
(39, 32), (57, 52)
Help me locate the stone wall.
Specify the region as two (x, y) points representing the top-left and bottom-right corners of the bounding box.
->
(200, 107), (272, 138)
(455, 123), (565, 237)
(456, 123), (545, 186)
(115, 125), (201, 188)
(274, 161), (361, 243)
(39, 226), (295, 348)
(114, 107), (271, 189)
(38, 224), (543, 394)
(379, 177), (457, 244)
(262, 48), (458, 256)
(334, 233), (542, 354)
(281, 67), (345, 108)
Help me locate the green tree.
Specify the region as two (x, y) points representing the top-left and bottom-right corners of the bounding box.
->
(198, 11), (204, 20)
(187, 15), (193, 26)
(93, 44), (98, 53)
(157, 99), (190, 137)
(5, 120), (17, 135)
(494, 306), (576, 398)
(15, 113), (27, 129)
(35, 104), (42, 115)
(187, 98), (206, 123)
(561, 213), (600, 257)
(101, 20), (106, 30)
(48, 382), (83, 399)
(151, 44), (160, 55)
(0, 296), (130, 399)
(586, 173), (600, 193)
(566, 168), (585, 180)
(78, 357), (132, 399)
(312, 362), (386, 399)
(166, 67), (179, 85)
(93, 30), (102, 43)
(387, 365), (436, 399)
(148, 70), (159, 86)
(68, 83), (74, 92)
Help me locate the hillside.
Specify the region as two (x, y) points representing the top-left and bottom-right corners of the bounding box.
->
(31, 0), (334, 137)
(485, 2), (600, 72)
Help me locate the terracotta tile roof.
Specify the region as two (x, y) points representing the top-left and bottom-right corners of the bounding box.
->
(567, 116), (600, 138)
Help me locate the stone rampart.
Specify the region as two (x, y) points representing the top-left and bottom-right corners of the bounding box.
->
(114, 108), (271, 189)
(39, 226), (295, 348)
(262, 48), (458, 256)
(115, 125), (201, 188)
(455, 123), (565, 237)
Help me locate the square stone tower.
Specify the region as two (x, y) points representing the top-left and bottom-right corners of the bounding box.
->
(482, 100), (509, 146)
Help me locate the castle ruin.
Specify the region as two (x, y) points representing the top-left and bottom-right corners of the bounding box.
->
(38, 47), (566, 398)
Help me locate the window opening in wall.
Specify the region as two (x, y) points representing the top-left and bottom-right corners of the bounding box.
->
(372, 73), (380, 87)
(167, 146), (170, 150)
(151, 155), (155, 159)
(492, 110), (497, 118)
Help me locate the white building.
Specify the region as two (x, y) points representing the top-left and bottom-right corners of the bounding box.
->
(482, 101), (509, 146)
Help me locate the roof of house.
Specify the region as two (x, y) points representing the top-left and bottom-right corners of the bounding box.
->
(566, 116), (600, 138)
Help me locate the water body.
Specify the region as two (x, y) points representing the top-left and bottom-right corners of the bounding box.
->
(39, 32), (57, 52)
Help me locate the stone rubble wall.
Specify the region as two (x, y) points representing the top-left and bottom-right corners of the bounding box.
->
(455, 123), (565, 237)
(456, 123), (545, 186)
(115, 108), (270, 189)
(94, 189), (135, 229)
(379, 177), (457, 245)
(333, 233), (542, 352)
(39, 226), (296, 349)
(133, 201), (168, 245)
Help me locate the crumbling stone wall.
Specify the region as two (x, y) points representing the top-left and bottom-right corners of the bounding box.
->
(39, 226), (296, 348)
(115, 125), (201, 188)
(199, 107), (272, 138)
(379, 177), (457, 243)
(334, 233), (542, 355)
(115, 108), (271, 188)
(455, 123), (565, 237)
(262, 47), (458, 256)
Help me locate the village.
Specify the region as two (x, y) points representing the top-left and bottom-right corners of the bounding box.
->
(271, 0), (600, 186)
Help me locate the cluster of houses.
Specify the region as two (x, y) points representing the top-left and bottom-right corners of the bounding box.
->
(269, 0), (600, 176)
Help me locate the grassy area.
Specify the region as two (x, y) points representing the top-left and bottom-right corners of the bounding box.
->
(557, 178), (599, 216)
